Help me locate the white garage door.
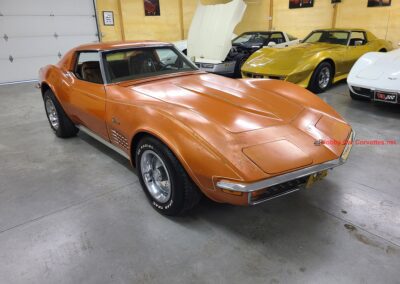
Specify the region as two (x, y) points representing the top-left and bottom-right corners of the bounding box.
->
(0, 0), (99, 84)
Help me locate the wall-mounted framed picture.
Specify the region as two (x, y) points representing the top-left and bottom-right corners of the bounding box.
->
(368, 0), (391, 7)
(289, 0), (314, 9)
(144, 0), (160, 16)
(102, 11), (114, 26)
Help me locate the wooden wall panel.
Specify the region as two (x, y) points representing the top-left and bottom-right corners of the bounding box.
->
(336, 0), (400, 46)
(95, 0), (399, 47)
(272, 0), (334, 39)
(95, 0), (123, 42)
(120, 0), (182, 42)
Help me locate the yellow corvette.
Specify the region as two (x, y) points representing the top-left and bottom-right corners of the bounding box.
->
(241, 29), (393, 93)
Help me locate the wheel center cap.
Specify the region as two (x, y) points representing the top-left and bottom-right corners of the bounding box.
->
(153, 169), (162, 181)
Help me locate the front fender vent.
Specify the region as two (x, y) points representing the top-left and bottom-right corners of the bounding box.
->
(111, 129), (129, 151)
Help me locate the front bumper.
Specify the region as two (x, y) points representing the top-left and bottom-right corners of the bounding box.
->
(349, 85), (400, 104)
(196, 61), (236, 74)
(216, 130), (355, 205)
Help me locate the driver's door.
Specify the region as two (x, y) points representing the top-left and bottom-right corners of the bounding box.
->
(66, 51), (108, 140)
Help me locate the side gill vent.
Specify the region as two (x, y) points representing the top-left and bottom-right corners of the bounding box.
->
(111, 129), (129, 151)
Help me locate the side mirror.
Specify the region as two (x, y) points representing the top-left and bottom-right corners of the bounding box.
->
(267, 41), (276, 47)
(299, 39), (303, 43)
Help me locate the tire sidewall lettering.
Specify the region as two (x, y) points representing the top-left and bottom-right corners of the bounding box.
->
(137, 143), (154, 156)
(152, 199), (173, 210)
(137, 142), (174, 211)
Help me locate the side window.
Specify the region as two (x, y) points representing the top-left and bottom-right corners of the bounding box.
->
(270, 33), (285, 44)
(305, 32), (323, 43)
(350, 32), (367, 46)
(74, 52), (103, 84)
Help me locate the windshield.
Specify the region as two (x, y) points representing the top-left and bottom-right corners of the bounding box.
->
(103, 46), (197, 83)
(303, 31), (350, 45)
(232, 32), (271, 45)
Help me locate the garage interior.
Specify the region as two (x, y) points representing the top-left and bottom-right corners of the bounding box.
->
(0, 0), (399, 283)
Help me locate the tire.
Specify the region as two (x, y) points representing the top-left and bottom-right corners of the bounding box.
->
(135, 136), (201, 216)
(349, 90), (369, 101)
(309, 61), (333, 94)
(43, 89), (78, 138)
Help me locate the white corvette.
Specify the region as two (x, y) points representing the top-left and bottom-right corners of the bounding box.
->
(348, 48), (400, 104)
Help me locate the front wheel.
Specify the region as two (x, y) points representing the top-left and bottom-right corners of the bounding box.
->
(43, 89), (78, 138)
(309, 62), (333, 94)
(135, 136), (201, 216)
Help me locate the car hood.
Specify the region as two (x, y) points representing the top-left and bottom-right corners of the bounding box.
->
(187, 0), (246, 63)
(356, 49), (400, 81)
(127, 74), (304, 133)
(243, 43), (340, 73)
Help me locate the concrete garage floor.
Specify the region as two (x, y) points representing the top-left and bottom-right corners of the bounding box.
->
(0, 81), (399, 284)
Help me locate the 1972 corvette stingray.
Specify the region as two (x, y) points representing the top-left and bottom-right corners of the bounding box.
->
(38, 41), (354, 215)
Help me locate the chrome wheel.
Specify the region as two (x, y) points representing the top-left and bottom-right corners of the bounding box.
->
(45, 98), (59, 129)
(318, 67), (331, 89)
(140, 150), (171, 203)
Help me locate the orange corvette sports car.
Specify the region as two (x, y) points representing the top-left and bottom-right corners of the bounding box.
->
(38, 41), (354, 215)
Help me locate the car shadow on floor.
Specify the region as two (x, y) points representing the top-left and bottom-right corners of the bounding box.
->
(71, 132), (388, 271)
(77, 131), (135, 173)
(177, 188), (342, 270)
(179, 184), (335, 236)
(349, 99), (400, 117)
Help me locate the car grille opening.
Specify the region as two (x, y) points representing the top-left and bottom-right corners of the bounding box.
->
(250, 176), (309, 204)
(268, 75), (285, 80)
(352, 86), (373, 98)
(243, 72), (285, 80)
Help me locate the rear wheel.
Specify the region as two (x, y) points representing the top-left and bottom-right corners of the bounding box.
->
(135, 136), (201, 216)
(309, 62), (333, 94)
(43, 89), (78, 138)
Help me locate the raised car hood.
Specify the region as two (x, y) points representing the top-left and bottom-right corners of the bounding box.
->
(244, 43), (339, 73)
(187, 0), (246, 63)
(129, 74), (304, 133)
(356, 49), (400, 81)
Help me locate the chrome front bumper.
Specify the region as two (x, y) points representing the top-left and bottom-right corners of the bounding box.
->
(216, 158), (344, 193)
(216, 130), (355, 205)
